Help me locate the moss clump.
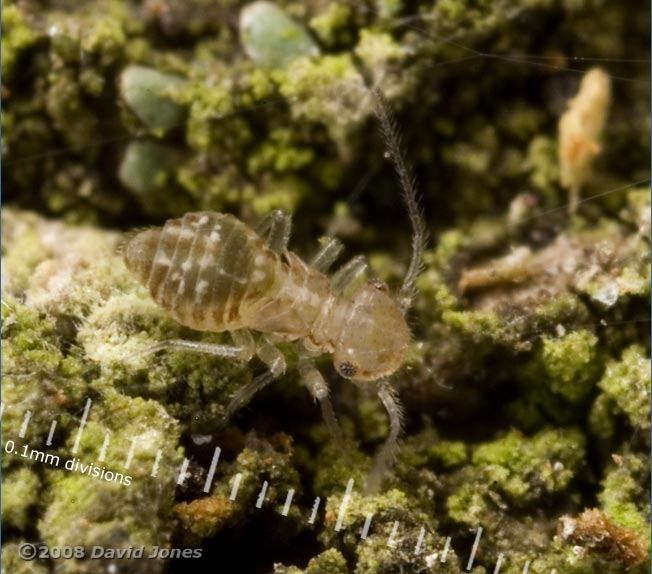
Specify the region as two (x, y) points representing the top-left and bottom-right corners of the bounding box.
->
(1, 468), (41, 531)
(597, 345), (650, 432)
(445, 428), (586, 529)
(2, 4), (39, 81)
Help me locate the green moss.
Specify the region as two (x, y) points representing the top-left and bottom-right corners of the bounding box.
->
(279, 54), (370, 145)
(2, 5), (39, 81)
(1, 542), (49, 574)
(597, 345), (650, 431)
(1, 468), (41, 530)
(310, 3), (356, 47)
(470, 428), (586, 505)
(521, 330), (600, 403)
(598, 454), (650, 541)
(427, 440), (468, 469)
(2, 0), (649, 571)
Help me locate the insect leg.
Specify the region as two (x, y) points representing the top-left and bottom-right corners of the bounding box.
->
(128, 339), (249, 361)
(222, 370), (277, 423)
(222, 336), (286, 423)
(230, 329), (256, 362)
(331, 255), (367, 293)
(310, 237), (344, 272)
(255, 209), (292, 254)
(298, 356), (344, 448)
(366, 379), (404, 493)
(255, 336), (287, 377)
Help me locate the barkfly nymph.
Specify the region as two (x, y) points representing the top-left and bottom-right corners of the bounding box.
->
(123, 89), (426, 489)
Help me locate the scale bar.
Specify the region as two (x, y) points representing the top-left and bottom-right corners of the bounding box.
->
(334, 478), (354, 531)
(202, 447), (221, 493)
(46, 421), (57, 446)
(98, 434), (110, 462)
(308, 497), (320, 524)
(361, 514), (373, 540)
(256, 481), (268, 508)
(71, 399), (92, 454)
(467, 527), (483, 570)
(281, 489), (295, 516)
(230, 473), (243, 500)
(19, 411), (32, 438)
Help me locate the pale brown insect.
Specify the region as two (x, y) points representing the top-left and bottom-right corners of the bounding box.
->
(123, 91), (425, 489)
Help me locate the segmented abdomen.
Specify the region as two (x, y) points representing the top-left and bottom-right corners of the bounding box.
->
(140, 212), (279, 331)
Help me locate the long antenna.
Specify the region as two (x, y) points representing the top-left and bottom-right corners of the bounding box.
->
(370, 88), (428, 313)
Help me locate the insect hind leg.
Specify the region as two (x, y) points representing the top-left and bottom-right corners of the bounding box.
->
(255, 209), (292, 254)
(126, 339), (249, 362)
(221, 335), (286, 424)
(366, 379), (404, 493)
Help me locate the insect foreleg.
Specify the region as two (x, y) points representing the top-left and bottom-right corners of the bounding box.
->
(366, 379), (404, 494)
(310, 237), (344, 272)
(255, 209), (292, 254)
(331, 255), (368, 293)
(298, 356), (344, 449)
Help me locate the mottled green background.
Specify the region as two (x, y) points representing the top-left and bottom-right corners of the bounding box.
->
(2, 0), (650, 573)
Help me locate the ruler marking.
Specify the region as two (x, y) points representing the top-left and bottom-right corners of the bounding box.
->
(414, 526), (425, 555)
(124, 438), (137, 469)
(202, 447), (221, 493)
(522, 560), (531, 574)
(361, 514), (373, 540)
(281, 489), (295, 516)
(256, 480), (268, 508)
(98, 433), (110, 462)
(46, 420), (57, 446)
(71, 398), (92, 455)
(176, 457), (190, 485)
(440, 537), (451, 563)
(308, 497), (320, 524)
(229, 473), (242, 500)
(387, 521), (399, 547)
(150, 449), (162, 477)
(19, 411), (32, 438)
(467, 527), (483, 570)
(334, 478), (354, 531)
(494, 553), (505, 574)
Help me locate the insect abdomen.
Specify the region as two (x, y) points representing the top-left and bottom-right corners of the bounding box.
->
(124, 212), (278, 331)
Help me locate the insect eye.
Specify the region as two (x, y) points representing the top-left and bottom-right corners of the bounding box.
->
(368, 278), (388, 293)
(338, 362), (358, 378)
